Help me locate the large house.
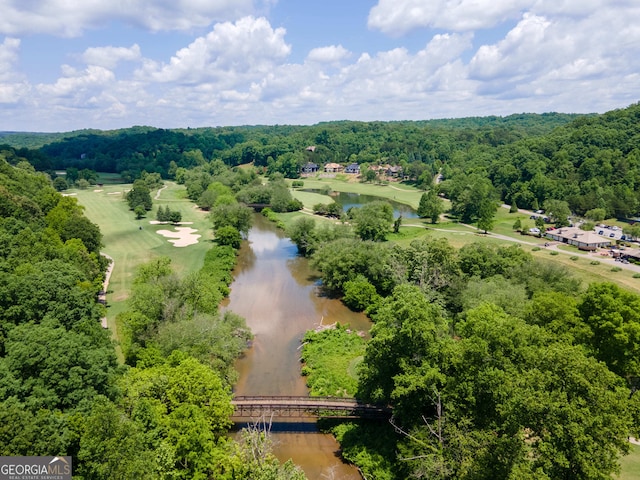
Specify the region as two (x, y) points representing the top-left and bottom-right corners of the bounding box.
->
(545, 227), (613, 250)
(301, 162), (319, 174)
(345, 163), (360, 174)
(386, 165), (404, 177)
(324, 162), (343, 173)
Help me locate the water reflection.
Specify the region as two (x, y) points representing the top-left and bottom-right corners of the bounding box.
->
(303, 189), (419, 218)
(225, 214), (367, 479)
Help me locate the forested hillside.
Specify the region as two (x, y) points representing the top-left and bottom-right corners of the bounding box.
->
(6, 104), (640, 219)
(2, 113), (577, 181)
(443, 102), (640, 218)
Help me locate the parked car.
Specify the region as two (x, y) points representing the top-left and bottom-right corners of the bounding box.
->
(609, 232), (616, 237)
(598, 230), (604, 235)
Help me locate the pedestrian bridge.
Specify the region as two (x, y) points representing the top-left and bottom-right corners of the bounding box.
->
(231, 396), (391, 419)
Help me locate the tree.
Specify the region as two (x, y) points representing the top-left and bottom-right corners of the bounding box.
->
(417, 190), (444, 224)
(350, 201), (393, 241)
(476, 198), (497, 233)
(215, 225), (242, 249)
(134, 205), (146, 219)
(380, 302), (633, 479)
(512, 218), (522, 231)
(448, 173), (497, 224)
(168, 209), (182, 223)
(288, 217), (318, 256)
(363, 168), (378, 183)
(210, 203), (253, 238)
(578, 282), (640, 379)
(126, 179), (153, 211)
(342, 275), (381, 312)
(52, 176), (68, 191)
(543, 199), (571, 227)
(585, 207), (606, 222)
(623, 223), (640, 241)
(393, 215), (402, 233)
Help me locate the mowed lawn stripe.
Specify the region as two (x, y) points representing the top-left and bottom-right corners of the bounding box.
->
(72, 182), (214, 337)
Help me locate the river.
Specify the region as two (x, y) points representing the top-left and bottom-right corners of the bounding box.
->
(223, 214), (370, 479)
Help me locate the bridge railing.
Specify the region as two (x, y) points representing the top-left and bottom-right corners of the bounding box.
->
(230, 395), (392, 419)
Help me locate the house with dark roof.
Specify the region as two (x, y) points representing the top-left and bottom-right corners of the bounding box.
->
(386, 165), (403, 177)
(301, 162), (319, 174)
(345, 163), (360, 174)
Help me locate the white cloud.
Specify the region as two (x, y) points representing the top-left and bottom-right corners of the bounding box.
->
(468, 5), (640, 105)
(81, 44), (142, 69)
(37, 65), (115, 98)
(2, 4), (639, 131)
(138, 16), (290, 85)
(0, 36), (30, 104)
(0, 37), (21, 81)
(0, 0), (267, 36)
(366, 0), (630, 35)
(368, 0), (530, 34)
(306, 45), (351, 64)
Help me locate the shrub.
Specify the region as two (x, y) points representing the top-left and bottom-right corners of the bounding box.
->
(550, 251), (559, 256)
(633, 273), (640, 279)
(532, 246), (541, 252)
(611, 266), (622, 272)
(590, 260), (600, 265)
(570, 256), (579, 261)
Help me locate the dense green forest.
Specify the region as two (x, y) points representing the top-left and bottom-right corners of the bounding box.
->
(296, 229), (640, 479)
(0, 154), (305, 478)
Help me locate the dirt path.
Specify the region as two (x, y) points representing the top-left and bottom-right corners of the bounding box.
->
(155, 184), (168, 200)
(99, 253), (114, 329)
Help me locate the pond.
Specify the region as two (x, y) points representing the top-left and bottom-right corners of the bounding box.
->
(304, 189), (418, 219)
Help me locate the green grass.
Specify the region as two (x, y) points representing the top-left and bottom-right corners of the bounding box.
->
(616, 444), (640, 479)
(71, 181), (214, 349)
(295, 177), (425, 209)
(290, 189), (334, 209)
(300, 324), (366, 397)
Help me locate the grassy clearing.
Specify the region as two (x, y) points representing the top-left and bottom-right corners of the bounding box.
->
(616, 444), (640, 479)
(294, 177), (424, 209)
(71, 181), (214, 348)
(300, 324), (366, 398)
(290, 189), (334, 209)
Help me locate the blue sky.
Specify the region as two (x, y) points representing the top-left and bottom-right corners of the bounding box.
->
(0, 0), (638, 131)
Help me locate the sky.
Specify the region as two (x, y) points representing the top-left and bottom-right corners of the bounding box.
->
(0, 0), (639, 132)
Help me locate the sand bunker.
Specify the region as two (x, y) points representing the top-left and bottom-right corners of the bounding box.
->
(107, 192), (121, 195)
(156, 227), (200, 247)
(149, 220), (194, 225)
(93, 189), (103, 192)
(62, 193), (77, 196)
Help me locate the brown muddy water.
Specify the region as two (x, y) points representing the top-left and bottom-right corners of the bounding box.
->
(222, 214), (370, 479)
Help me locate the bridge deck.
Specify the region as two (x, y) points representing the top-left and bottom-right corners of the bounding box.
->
(231, 396), (391, 419)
